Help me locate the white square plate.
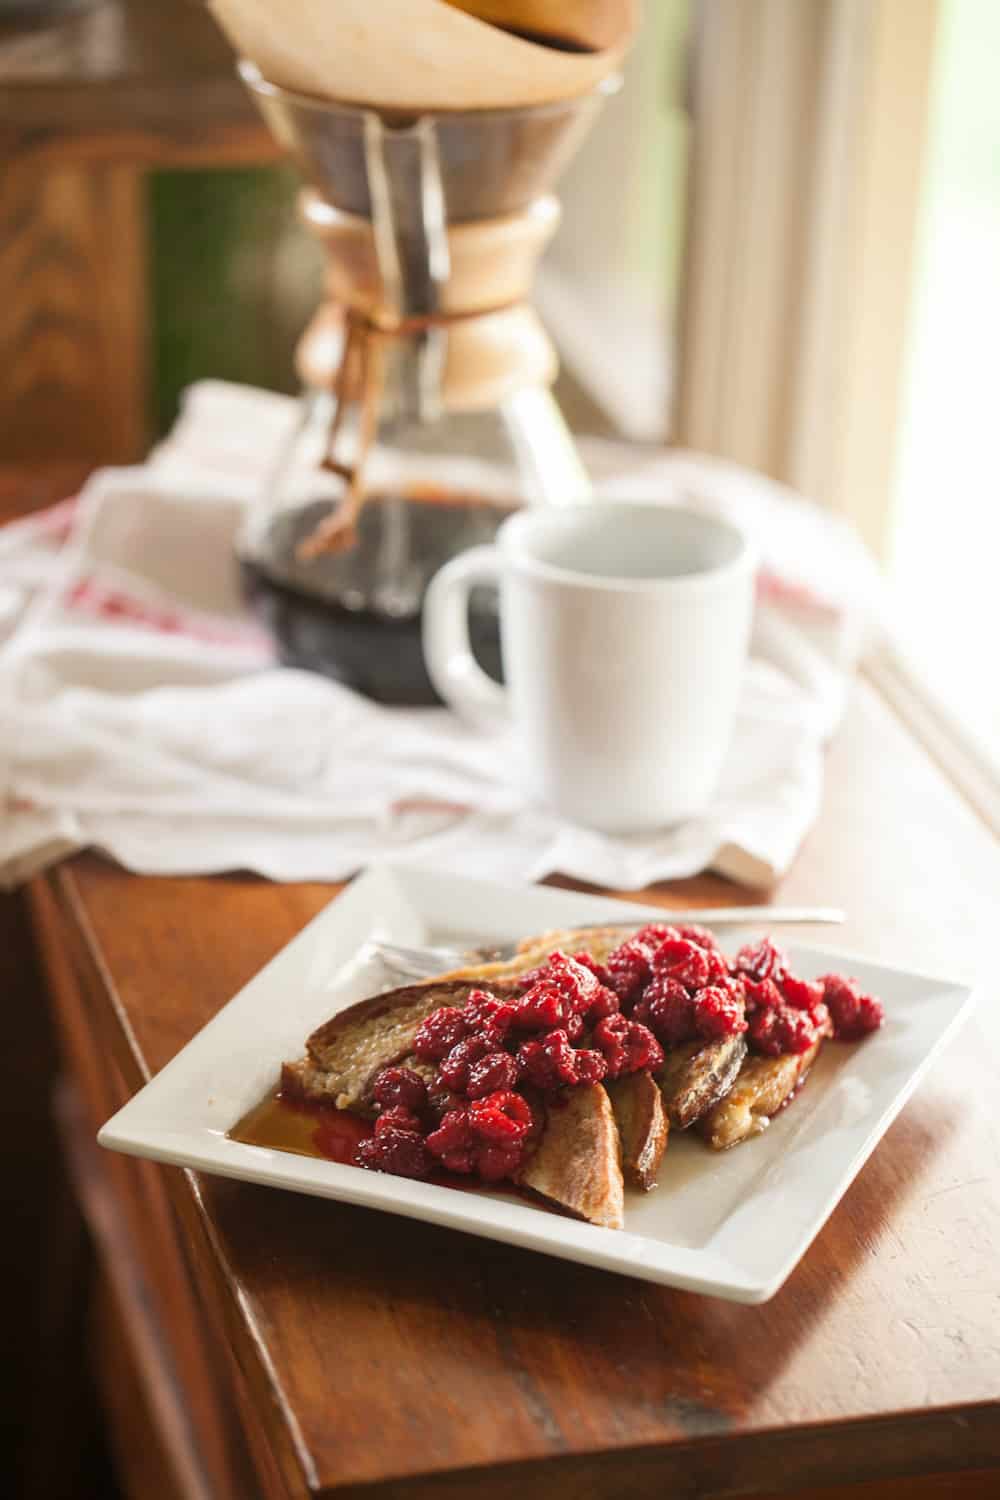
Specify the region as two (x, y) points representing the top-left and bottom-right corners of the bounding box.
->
(99, 864), (976, 1303)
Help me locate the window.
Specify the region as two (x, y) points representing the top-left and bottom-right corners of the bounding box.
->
(887, 0), (1000, 769)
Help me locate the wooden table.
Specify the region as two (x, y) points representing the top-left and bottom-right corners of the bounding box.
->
(0, 0), (277, 465)
(7, 468), (1000, 1499)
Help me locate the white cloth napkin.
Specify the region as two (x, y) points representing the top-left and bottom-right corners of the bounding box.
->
(0, 381), (883, 892)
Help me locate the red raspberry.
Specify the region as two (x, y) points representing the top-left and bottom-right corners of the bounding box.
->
(703, 947), (730, 985)
(634, 974), (695, 1044)
(477, 1145), (523, 1182)
(375, 1106), (424, 1136)
(572, 950), (614, 988)
(437, 1033), (494, 1093)
(811, 1000), (832, 1035)
(356, 1128), (431, 1180)
(572, 1048), (608, 1084)
(463, 991), (517, 1037)
(440, 1151), (476, 1174)
(691, 985), (747, 1040)
(372, 1066), (428, 1112)
(635, 923), (679, 947)
(674, 922), (722, 952)
(590, 1014), (629, 1076)
(780, 973), (825, 1013)
(512, 981), (566, 1031)
(563, 1012), (586, 1043)
(606, 941), (652, 1005)
(425, 1107), (473, 1158)
(652, 937), (711, 990)
(517, 1030), (580, 1091)
(624, 1021), (664, 1072)
(734, 937), (789, 984)
(606, 924), (675, 1005)
(413, 1006), (470, 1060)
(586, 986), (620, 1022)
(743, 976), (784, 1012)
(777, 1008), (819, 1054)
(748, 1006), (781, 1055)
(532, 951), (602, 1014)
(820, 974), (884, 1040)
(593, 1014), (663, 1077)
(749, 1003), (818, 1057)
(469, 1091), (533, 1144)
(539, 951), (621, 1023)
(466, 1050), (518, 1099)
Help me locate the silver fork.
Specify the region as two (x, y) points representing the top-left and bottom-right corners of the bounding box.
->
(371, 905), (845, 979)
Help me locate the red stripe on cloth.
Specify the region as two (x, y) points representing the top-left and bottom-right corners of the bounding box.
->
(63, 574), (273, 656)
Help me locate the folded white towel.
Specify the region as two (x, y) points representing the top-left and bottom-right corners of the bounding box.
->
(0, 381), (883, 891)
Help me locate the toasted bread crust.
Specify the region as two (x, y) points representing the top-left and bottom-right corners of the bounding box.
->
(290, 925), (638, 1115)
(658, 1034), (748, 1129)
(699, 1036), (823, 1149)
(606, 1071), (668, 1190)
(296, 979), (500, 1112)
(517, 1083), (624, 1230)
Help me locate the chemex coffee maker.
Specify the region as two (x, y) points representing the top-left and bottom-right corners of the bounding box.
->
(220, 0), (635, 703)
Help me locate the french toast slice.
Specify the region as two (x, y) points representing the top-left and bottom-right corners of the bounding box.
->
(516, 1083), (624, 1230)
(285, 979), (499, 1112)
(284, 924), (633, 1114)
(605, 1070), (668, 1190)
(698, 1035), (824, 1150)
(657, 1034), (748, 1129)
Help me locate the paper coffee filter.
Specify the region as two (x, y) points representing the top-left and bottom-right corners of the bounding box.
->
(442, 1), (637, 55)
(208, 0), (636, 111)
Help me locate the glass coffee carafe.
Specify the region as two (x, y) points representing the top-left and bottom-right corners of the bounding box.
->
(236, 64), (615, 704)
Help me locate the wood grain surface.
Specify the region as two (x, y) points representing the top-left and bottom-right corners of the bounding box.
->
(30, 669), (1000, 1499)
(0, 0), (278, 467)
(0, 157), (148, 462)
(0, 0), (265, 142)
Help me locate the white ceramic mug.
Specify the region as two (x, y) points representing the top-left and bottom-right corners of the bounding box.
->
(423, 502), (756, 833)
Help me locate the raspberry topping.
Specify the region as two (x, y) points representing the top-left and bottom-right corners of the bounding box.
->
(674, 922), (723, 952)
(743, 976), (784, 1012)
(651, 937), (711, 991)
(780, 973), (826, 1013)
(691, 985), (748, 1040)
(563, 1012), (586, 1042)
(424, 1093), (533, 1181)
(437, 1033), (494, 1093)
(468, 1090), (532, 1144)
(372, 1066), (428, 1113)
(734, 937), (789, 984)
(517, 1029), (583, 1090)
(512, 982), (567, 1031)
(356, 1127), (431, 1180)
(572, 1048), (610, 1084)
(748, 1003), (820, 1057)
(464, 991), (517, 1037)
(375, 1106), (423, 1136)
(819, 974), (884, 1040)
(572, 950), (615, 988)
(606, 924), (677, 1005)
(633, 974), (695, 1044)
(351, 931), (883, 1189)
(466, 1050), (519, 1099)
(412, 1005), (470, 1060)
(592, 1014), (664, 1078)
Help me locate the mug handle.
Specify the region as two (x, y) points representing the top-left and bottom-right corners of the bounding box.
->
(423, 545), (509, 727)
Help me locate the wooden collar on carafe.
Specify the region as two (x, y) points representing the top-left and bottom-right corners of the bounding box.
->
(295, 191), (561, 559)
